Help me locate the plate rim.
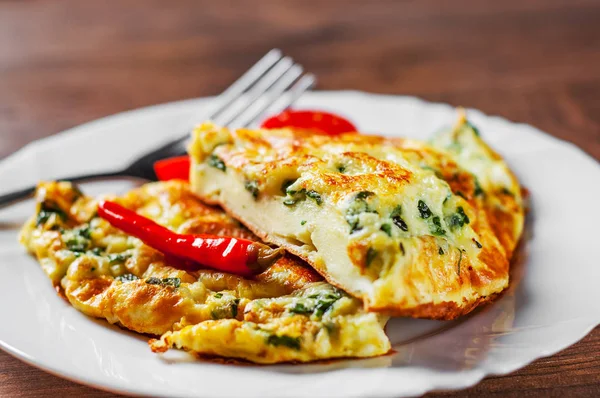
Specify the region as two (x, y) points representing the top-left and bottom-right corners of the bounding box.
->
(1, 89), (599, 398)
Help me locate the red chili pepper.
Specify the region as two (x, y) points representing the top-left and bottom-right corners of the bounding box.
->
(261, 109), (358, 135)
(154, 156), (191, 181)
(97, 200), (283, 277)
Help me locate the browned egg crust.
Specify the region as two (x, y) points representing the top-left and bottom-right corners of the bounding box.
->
(19, 180), (390, 363)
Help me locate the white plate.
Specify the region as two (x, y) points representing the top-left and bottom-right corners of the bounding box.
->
(1, 91), (599, 398)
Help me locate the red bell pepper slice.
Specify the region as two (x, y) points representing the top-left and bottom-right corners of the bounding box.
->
(260, 109), (357, 135)
(154, 156), (190, 181)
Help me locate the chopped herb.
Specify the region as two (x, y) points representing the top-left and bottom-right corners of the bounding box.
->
(266, 334), (301, 350)
(305, 190), (323, 205)
(447, 206), (470, 230)
(210, 299), (238, 320)
(307, 288), (342, 301)
(145, 277), (162, 285)
(214, 292), (223, 299)
(90, 267), (95, 272)
(418, 200), (432, 219)
(162, 277), (181, 288)
(302, 289), (343, 318)
(65, 238), (89, 252)
(416, 201), (447, 236)
(458, 206), (471, 224)
(62, 226), (92, 252)
(473, 239), (483, 249)
(392, 217), (409, 231)
(108, 253), (130, 264)
(455, 191), (467, 199)
(61, 226), (92, 252)
(474, 178), (484, 197)
(355, 191), (374, 200)
(283, 198), (297, 206)
(318, 290), (342, 301)
(390, 205), (409, 232)
(346, 192), (378, 233)
(91, 247), (103, 256)
(207, 154), (226, 171)
(314, 299), (336, 317)
(443, 194), (451, 204)
(501, 187), (514, 196)
(380, 223), (392, 237)
(281, 179), (296, 194)
(346, 218), (361, 233)
(244, 180), (259, 199)
(307, 191), (323, 204)
(283, 188), (322, 206)
(429, 216), (446, 236)
(399, 242), (405, 255)
(315, 292), (342, 314)
(36, 202), (67, 226)
(286, 187), (302, 197)
(145, 277), (180, 288)
(300, 220), (307, 226)
(77, 226), (91, 239)
(289, 302), (312, 315)
(337, 165), (346, 173)
(439, 247), (444, 255)
(231, 298), (240, 317)
(466, 121), (480, 136)
(116, 273), (139, 282)
(365, 247), (378, 267)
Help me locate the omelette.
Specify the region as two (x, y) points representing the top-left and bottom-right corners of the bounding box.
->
(19, 180), (390, 363)
(188, 113), (524, 320)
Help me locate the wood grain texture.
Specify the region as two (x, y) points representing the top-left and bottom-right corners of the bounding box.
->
(0, 0), (598, 396)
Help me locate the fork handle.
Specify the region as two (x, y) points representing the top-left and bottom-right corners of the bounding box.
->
(0, 170), (128, 210)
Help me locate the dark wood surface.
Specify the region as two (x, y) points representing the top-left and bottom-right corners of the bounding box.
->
(0, 0), (598, 396)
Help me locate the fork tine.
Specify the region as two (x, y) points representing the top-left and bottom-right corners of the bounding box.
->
(215, 56), (294, 127)
(208, 49), (282, 120)
(245, 73), (316, 128)
(230, 64), (304, 128)
(279, 73), (317, 109)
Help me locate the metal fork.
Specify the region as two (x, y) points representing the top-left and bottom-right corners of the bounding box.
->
(0, 49), (315, 209)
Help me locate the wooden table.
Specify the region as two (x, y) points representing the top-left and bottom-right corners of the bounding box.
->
(1, 0), (598, 396)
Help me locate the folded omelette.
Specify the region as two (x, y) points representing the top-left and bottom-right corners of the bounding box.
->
(19, 180), (390, 363)
(188, 114), (524, 320)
